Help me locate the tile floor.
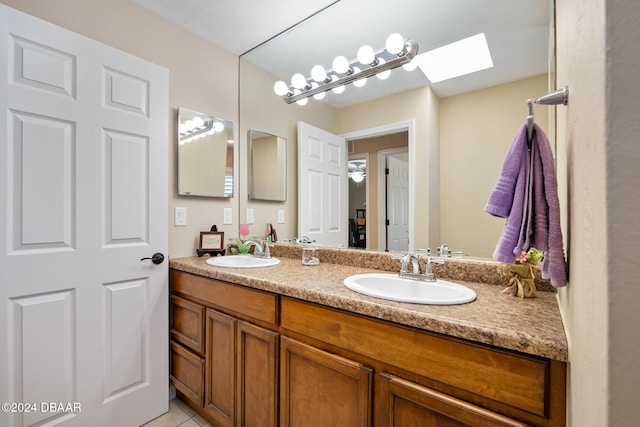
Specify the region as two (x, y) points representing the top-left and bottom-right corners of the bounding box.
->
(141, 398), (211, 427)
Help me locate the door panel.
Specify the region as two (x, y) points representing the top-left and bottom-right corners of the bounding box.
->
(297, 122), (347, 246)
(10, 111), (75, 252)
(0, 5), (169, 427)
(386, 154), (409, 252)
(104, 129), (148, 244)
(9, 290), (76, 426)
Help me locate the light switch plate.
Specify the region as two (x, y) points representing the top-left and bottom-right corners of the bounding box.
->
(174, 207), (187, 226)
(223, 208), (232, 225)
(278, 209), (285, 224)
(246, 208), (254, 224)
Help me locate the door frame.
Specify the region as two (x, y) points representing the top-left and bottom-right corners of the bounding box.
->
(341, 120), (415, 252)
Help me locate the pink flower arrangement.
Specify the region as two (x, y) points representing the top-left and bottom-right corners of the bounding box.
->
(514, 248), (544, 265)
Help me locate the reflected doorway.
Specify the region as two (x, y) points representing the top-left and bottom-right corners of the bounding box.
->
(348, 157), (368, 248)
(346, 131), (409, 251)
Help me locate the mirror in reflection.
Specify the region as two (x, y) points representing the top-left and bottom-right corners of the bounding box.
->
(248, 129), (286, 201)
(178, 107), (234, 197)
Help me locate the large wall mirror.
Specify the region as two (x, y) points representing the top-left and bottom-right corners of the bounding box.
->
(248, 129), (286, 201)
(239, 0), (555, 258)
(178, 107), (234, 197)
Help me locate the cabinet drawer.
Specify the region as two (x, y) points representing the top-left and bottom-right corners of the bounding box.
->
(170, 341), (205, 407)
(281, 297), (550, 418)
(170, 295), (205, 354)
(378, 373), (527, 427)
(170, 270), (278, 327)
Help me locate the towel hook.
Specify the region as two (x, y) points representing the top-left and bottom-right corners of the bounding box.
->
(535, 85), (569, 106)
(526, 99), (535, 144)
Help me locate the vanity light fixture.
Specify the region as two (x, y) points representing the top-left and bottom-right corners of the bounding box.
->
(274, 34), (419, 105)
(179, 117), (225, 145)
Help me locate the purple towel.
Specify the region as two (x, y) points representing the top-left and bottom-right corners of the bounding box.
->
(485, 123), (568, 287)
(485, 125), (530, 263)
(531, 124), (568, 287)
(485, 124), (529, 218)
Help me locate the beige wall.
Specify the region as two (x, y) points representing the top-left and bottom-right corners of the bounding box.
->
(556, 0), (640, 425)
(1, 0), (240, 258)
(440, 75), (549, 257)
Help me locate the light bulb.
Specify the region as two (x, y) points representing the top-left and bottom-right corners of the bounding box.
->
(352, 67), (367, 87)
(296, 97), (308, 106)
(310, 82), (326, 100)
(330, 75), (345, 94)
(386, 33), (405, 55)
(357, 45), (375, 65)
(332, 56), (350, 74)
(185, 120), (195, 131)
(214, 122), (224, 132)
(274, 80), (289, 96)
(291, 73), (307, 89)
(376, 58), (391, 80)
(351, 172), (364, 183)
(311, 65), (327, 82)
(192, 116), (204, 128)
(402, 60), (418, 71)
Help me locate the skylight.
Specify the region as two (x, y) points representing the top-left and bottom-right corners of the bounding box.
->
(415, 33), (494, 83)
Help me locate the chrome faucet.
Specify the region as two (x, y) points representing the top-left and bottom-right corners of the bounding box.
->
(423, 256), (445, 282)
(436, 244), (450, 257)
(394, 251), (445, 282)
(244, 240), (266, 258)
(399, 253), (420, 274)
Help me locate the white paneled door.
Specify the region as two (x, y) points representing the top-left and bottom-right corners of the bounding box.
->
(0, 6), (169, 427)
(386, 154), (410, 252)
(297, 122), (348, 247)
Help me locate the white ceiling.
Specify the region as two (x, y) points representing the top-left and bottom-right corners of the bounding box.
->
(131, 0), (338, 55)
(133, 0), (552, 107)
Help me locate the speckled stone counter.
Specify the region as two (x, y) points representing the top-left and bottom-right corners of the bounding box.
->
(169, 246), (568, 362)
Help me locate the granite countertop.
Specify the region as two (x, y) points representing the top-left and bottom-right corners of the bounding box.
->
(169, 249), (568, 362)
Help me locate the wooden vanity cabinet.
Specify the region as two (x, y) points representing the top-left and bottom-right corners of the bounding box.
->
(170, 270), (279, 427)
(279, 297), (566, 427)
(169, 269), (566, 427)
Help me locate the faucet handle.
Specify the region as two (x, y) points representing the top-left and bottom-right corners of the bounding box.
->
(394, 253), (420, 274)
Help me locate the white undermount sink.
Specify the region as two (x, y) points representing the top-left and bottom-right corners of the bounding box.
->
(206, 255), (280, 268)
(343, 273), (476, 305)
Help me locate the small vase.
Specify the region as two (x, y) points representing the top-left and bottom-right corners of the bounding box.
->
(502, 264), (537, 298)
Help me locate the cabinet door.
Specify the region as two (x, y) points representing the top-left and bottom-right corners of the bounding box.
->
(377, 373), (527, 427)
(204, 309), (236, 427)
(170, 341), (205, 407)
(280, 336), (372, 427)
(170, 295), (205, 354)
(236, 321), (278, 427)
